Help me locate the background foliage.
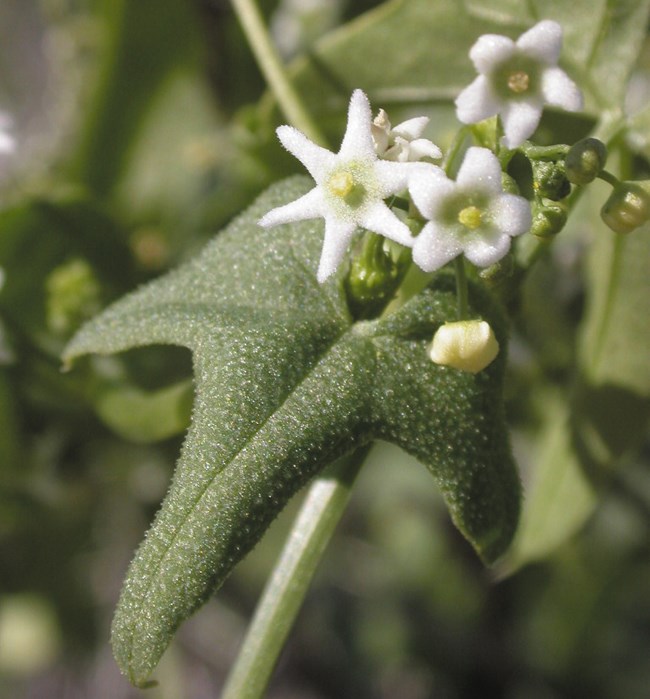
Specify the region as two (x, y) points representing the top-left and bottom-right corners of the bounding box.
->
(1, 0), (649, 697)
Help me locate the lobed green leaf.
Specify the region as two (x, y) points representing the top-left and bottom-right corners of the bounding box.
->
(64, 177), (519, 686)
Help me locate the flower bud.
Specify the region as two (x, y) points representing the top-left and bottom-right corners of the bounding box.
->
(600, 181), (650, 234)
(565, 138), (607, 185)
(530, 199), (568, 239)
(430, 320), (499, 373)
(532, 160), (570, 201)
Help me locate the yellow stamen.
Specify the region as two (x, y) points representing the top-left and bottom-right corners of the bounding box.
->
(329, 171), (355, 197)
(458, 205), (482, 230)
(507, 70), (530, 94)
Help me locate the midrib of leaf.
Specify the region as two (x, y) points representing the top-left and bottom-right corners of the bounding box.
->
(124, 319), (359, 669)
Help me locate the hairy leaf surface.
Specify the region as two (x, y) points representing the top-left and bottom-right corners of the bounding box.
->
(64, 177), (519, 685)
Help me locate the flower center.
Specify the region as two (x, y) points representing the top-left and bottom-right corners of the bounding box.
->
(507, 70), (530, 94)
(326, 165), (369, 209)
(458, 205), (483, 230)
(328, 171), (355, 197)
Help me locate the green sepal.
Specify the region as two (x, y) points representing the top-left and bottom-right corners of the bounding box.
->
(64, 176), (519, 686)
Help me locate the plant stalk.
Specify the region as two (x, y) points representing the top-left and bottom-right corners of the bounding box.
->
(221, 444), (372, 699)
(230, 0), (327, 146)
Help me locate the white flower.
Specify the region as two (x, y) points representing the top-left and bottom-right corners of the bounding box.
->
(455, 20), (583, 148)
(430, 320), (499, 373)
(259, 89), (440, 282)
(372, 109), (442, 162)
(410, 147), (531, 271)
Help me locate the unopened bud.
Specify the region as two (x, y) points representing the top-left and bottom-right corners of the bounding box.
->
(530, 199), (568, 239)
(532, 160), (570, 201)
(430, 320), (499, 373)
(565, 138), (607, 185)
(601, 181), (650, 234)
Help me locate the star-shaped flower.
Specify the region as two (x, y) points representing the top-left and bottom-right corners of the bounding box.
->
(455, 20), (583, 148)
(372, 109), (442, 162)
(259, 89), (439, 282)
(410, 147), (531, 271)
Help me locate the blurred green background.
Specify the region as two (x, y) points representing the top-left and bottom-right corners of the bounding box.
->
(1, 1), (650, 697)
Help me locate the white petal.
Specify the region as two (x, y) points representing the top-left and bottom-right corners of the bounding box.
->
(408, 167), (454, 220)
(500, 98), (543, 148)
(405, 138), (442, 161)
(392, 116), (429, 140)
(469, 34), (515, 73)
(338, 89), (375, 160)
(258, 187), (326, 228)
(455, 76), (501, 125)
(517, 20), (562, 65)
(276, 125), (336, 182)
(317, 218), (357, 282)
(373, 159), (433, 197)
(456, 147), (502, 193)
(412, 223), (462, 272)
(489, 193), (532, 237)
(542, 67), (583, 112)
(463, 229), (512, 267)
(358, 201), (414, 247)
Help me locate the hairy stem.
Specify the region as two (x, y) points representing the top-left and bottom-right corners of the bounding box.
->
(230, 0), (327, 146)
(221, 444), (372, 699)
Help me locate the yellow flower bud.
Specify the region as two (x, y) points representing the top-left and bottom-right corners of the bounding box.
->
(430, 320), (499, 373)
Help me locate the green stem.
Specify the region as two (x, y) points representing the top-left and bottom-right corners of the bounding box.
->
(221, 444), (372, 699)
(596, 169), (620, 188)
(230, 0), (327, 146)
(454, 257), (469, 320)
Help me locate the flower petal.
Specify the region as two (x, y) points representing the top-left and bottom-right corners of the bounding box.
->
(456, 147), (502, 194)
(463, 228), (512, 267)
(412, 222), (462, 272)
(276, 126), (336, 182)
(469, 34), (515, 73)
(317, 218), (357, 282)
(516, 20), (562, 65)
(500, 97), (543, 148)
(542, 66), (583, 112)
(392, 116), (429, 140)
(358, 201), (414, 247)
(408, 167), (454, 220)
(455, 76), (501, 125)
(489, 193), (532, 237)
(258, 187), (326, 228)
(405, 138), (442, 161)
(338, 89), (375, 160)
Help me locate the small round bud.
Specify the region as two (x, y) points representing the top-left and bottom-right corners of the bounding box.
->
(530, 200), (568, 239)
(478, 253), (515, 283)
(430, 320), (499, 373)
(565, 138), (607, 185)
(532, 160), (571, 201)
(600, 181), (650, 234)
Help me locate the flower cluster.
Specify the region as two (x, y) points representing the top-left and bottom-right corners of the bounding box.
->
(260, 19), (588, 370)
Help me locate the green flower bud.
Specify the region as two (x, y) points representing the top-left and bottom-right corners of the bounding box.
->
(532, 160), (571, 201)
(478, 253), (515, 283)
(601, 181), (650, 234)
(346, 232), (408, 318)
(46, 258), (101, 335)
(501, 171), (520, 195)
(565, 138), (607, 185)
(530, 199), (568, 239)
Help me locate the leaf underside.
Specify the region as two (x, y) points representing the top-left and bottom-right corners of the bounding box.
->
(64, 177), (519, 686)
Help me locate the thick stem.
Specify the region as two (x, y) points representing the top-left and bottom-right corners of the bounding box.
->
(230, 0), (327, 146)
(221, 444), (372, 699)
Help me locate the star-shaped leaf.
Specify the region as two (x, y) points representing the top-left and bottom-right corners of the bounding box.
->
(64, 176), (520, 686)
